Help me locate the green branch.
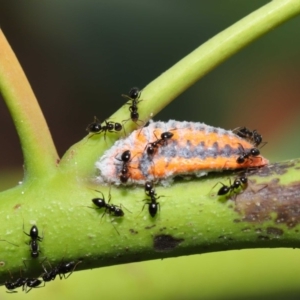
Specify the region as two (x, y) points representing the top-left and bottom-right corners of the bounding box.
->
(0, 0), (300, 288)
(0, 30), (58, 181)
(0, 161), (300, 285)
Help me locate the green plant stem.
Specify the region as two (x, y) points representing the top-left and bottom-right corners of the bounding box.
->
(59, 0), (300, 178)
(0, 160), (300, 284)
(0, 30), (58, 180)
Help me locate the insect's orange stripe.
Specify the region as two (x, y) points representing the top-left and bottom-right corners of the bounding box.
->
(125, 151), (267, 181)
(147, 156), (267, 178)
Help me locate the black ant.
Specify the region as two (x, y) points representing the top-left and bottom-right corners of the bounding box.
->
(91, 190), (125, 218)
(56, 260), (82, 279)
(236, 144), (260, 164)
(41, 264), (58, 282)
(216, 176), (248, 197)
(42, 259), (82, 281)
(5, 270), (44, 293)
(5, 273), (26, 293)
(23, 278), (44, 293)
(23, 224), (43, 258)
(86, 116), (122, 139)
(142, 181), (162, 218)
(88, 189), (126, 234)
(115, 150), (134, 183)
(146, 131), (174, 156)
(233, 127), (263, 147)
(122, 87), (144, 127)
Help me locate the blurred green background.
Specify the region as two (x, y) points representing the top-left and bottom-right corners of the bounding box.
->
(1, 1), (300, 299)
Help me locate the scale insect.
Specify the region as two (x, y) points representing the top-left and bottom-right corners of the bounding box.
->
(96, 120), (268, 186)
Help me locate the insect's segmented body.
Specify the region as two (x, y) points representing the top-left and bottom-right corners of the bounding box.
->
(96, 120), (268, 185)
(42, 260), (82, 282)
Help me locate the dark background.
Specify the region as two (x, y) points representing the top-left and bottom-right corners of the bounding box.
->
(1, 1), (300, 172)
(1, 1), (300, 299)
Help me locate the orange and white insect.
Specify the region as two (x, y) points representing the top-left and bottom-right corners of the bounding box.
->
(96, 120), (268, 186)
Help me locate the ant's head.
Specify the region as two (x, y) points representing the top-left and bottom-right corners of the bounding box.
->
(250, 148), (260, 156)
(128, 87), (140, 100)
(121, 150), (131, 162)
